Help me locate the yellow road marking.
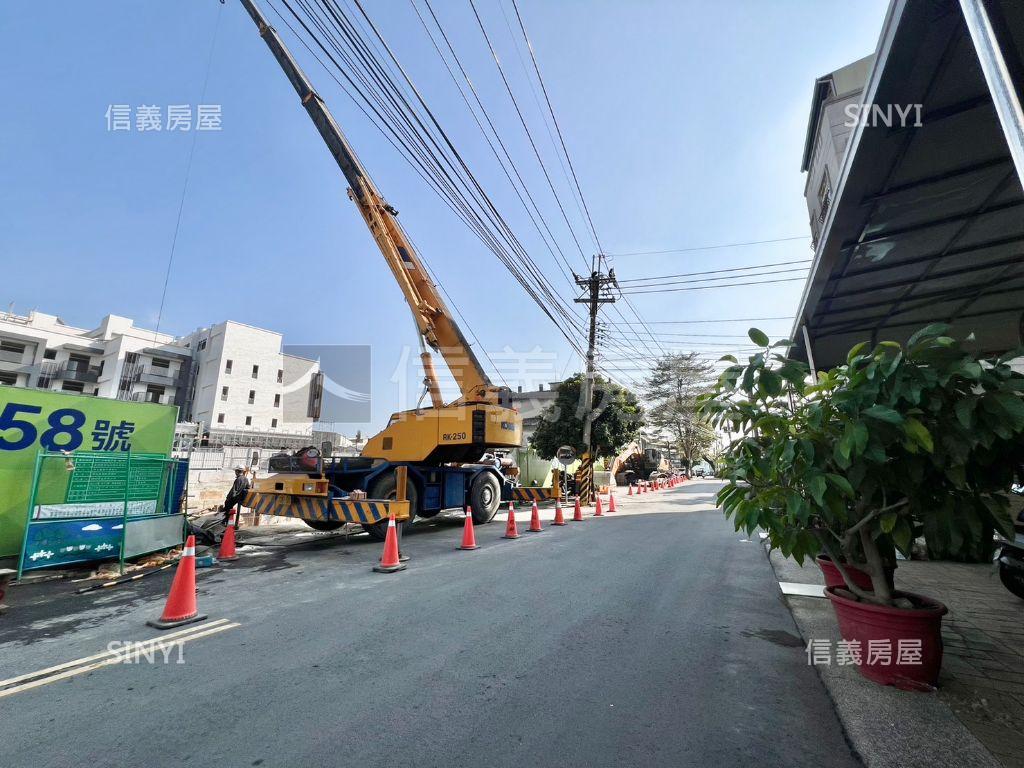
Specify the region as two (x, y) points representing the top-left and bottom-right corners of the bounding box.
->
(0, 620), (239, 699)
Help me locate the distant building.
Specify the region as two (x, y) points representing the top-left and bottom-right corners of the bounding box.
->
(0, 311), (193, 405)
(800, 55), (874, 248)
(508, 382), (561, 446)
(0, 310), (322, 448)
(178, 320), (321, 447)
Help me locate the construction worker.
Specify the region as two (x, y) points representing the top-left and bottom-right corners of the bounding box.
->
(222, 466), (251, 525)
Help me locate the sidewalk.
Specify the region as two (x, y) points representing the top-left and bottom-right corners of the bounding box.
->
(770, 545), (1023, 768)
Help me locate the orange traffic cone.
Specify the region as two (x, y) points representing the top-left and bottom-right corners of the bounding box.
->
(503, 501), (520, 539)
(373, 514), (407, 573)
(527, 501), (543, 532)
(572, 497), (584, 522)
(608, 491), (617, 513)
(552, 499), (567, 526)
(627, 483), (633, 496)
(594, 495), (604, 517)
(458, 507), (479, 550)
(147, 535), (207, 630)
(218, 514), (238, 561)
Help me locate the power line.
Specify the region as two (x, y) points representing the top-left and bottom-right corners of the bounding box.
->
(605, 316), (793, 324)
(153, 1), (223, 339)
(620, 276), (807, 295)
(509, 0), (603, 260)
(617, 258), (812, 284)
(467, 0), (591, 266)
(274, 0), (592, 361)
(619, 265), (809, 289)
(606, 235), (811, 257)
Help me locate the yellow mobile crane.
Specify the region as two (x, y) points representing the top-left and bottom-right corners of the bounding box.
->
(238, 0), (523, 538)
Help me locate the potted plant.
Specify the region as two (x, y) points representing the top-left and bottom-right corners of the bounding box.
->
(698, 325), (1024, 689)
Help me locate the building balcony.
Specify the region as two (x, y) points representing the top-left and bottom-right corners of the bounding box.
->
(131, 392), (170, 405)
(0, 358), (37, 376)
(136, 369), (179, 386)
(56, 363), (101, 383)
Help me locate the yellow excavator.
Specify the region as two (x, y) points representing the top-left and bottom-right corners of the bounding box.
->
(239, 0), (523, 539)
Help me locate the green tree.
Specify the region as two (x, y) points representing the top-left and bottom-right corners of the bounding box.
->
(644, 352), (716, 469)
(529, 373), (643, 460)
(699, 325), (1024, 606)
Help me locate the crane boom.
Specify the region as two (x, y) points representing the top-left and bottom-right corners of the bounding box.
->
(239, 0), (496, 407)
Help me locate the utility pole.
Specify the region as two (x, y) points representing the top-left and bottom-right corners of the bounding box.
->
(574, 266), (617, 503)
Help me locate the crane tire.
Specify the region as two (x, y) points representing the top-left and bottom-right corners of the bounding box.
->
(363, 472), (418, 542)
(470, 472), (501, 525)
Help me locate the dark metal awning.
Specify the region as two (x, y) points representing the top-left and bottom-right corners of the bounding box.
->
(791, 0), (1024, 370)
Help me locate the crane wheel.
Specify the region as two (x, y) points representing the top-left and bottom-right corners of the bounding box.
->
(469, 472), (501, 525)
(303, 486), (349, 532)
(363, 472), (419, 542)
(304, 520), (345, 532)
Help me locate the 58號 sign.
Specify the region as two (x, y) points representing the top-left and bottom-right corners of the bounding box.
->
(0, 389), (177, 557)
(0, 402), (138, 453)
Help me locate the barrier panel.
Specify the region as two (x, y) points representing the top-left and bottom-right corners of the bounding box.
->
(17, 451), (188, 578)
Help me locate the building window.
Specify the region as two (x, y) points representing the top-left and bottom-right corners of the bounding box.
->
(67, 354), (91, 373)
(225, 359), (232, 374)
(61, 381), (85, 393)
(274, 393), (281, 408)
(0, 340), (25, 363)
(198, 339), (207, 351)
(43, 348), (56, 360)
(221, 386), (229, 401)
(0, 371), (17, 386)
(248, 390), (256, 404)
(252, 364), (259, 379)
(817, 171), (832, 223)
(271, 418), (278, 428)
(145, 385), (165, 404)
(152, 358), (170, 370)
(245, 416), (252, 426)
(217, 413), (225, 424)
(277, 369), (284, 383)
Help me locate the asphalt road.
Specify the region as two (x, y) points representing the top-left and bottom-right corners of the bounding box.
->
(0, 480), (859, 767)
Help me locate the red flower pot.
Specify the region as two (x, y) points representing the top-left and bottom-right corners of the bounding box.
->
(825, 586), (948, 690)
(815, 554), (895, 592)
(816, 555), (873, 591)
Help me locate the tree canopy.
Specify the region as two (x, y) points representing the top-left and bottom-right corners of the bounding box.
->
(643, 352), (717, 468)
(529, 373), (643, 460)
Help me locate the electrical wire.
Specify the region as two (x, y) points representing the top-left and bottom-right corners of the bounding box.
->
(153, 1), (223, 339)
(617, 258), (812, 284)
(607, 235), (811, 257)
(273, 0), (592, 362)
(620, 276), (808, 295)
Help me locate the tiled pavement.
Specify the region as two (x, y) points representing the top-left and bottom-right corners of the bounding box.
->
(898, 561), (1024, 768)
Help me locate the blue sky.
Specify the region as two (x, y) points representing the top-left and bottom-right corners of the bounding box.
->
(0, 0), (888, 432)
